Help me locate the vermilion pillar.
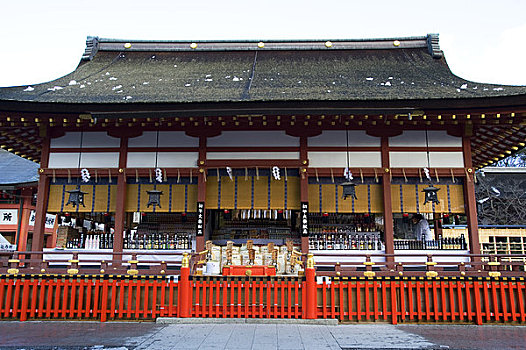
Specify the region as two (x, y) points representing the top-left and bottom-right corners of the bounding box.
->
(16, 188), (33, 252)
(31, 137), (50, 263)
(381, 137), (394, 261)
(113, 137), (128, 261)
(462, 136), (481, 255)
(300, 136), (309, 253)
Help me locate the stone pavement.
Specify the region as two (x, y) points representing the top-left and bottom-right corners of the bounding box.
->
(0, 321), (525, 349)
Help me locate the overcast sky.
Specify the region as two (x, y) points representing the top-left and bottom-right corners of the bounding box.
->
(0, 0), (525, 87)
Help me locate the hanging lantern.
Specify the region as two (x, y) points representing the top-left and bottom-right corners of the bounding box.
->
(146, 189), (163, 208)
(422, 184), (440, 205)
(341, 181), (358, 200)
(66, 185), (87, 208)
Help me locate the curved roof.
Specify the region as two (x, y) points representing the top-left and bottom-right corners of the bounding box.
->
(0, 149), (39, 186)
(0, 35), (525, 105)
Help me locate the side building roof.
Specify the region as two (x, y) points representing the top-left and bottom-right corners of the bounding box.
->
(0, 149), (39, 187)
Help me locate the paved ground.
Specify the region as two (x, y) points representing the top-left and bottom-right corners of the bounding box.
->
(0, 321), (525, 349)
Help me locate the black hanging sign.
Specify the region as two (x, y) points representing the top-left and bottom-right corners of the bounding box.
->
(301, 202), (309, 237)
(196, 202), (205, 236)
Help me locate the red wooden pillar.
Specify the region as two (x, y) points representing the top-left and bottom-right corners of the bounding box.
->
(462, 136), (481, 255)
(31, 137), (50, 264)
(196, 136), (207, 253)
(381, 137), (395, 261)
(300, 136), (309, 253)
(16, 188), (33, 252)
(179, 253), (191, 317)
(113, 136), (128, 262)
(305, 254), (317, 318)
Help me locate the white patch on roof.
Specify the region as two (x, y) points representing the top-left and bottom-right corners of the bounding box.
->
(23, 86), (34, 92)
(473, 86), (478, 90)
(493, 87), (504, 91)
(116, 90), (123, 93)
(143, 82), (149, 85)
(366, 77), (374, 81)
(185, 83), (191, 87)
(205, 78), (213, 82)
(173, 65), (177, 68)
(109, 77), (117, 81)
(388, 76), (393, 79)
(87, 82), (91, 85)
(159, 79), (163, 81)
(68, 80), (77, 86)
(232, 77), (240, 82)
(225, 76), (231, 79)
(385, 81), (391, 86)
(105, 72), (110, 75)
(125, 96), (132, 100)
(47, 86), (63, 91)
(206, 74), (212, 77)
(112, 85), (123, 91)
(327, 90), (331, 93)
(460, 84), (468, 89)
(456, 89), (461, 92)
(151, 55), (156, 59)
(79, 84), (85, 88)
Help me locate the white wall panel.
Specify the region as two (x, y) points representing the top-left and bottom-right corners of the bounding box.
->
(127, 152), (198, 168)
(48, 153), (79, 168)
(308, 130), (380, 147)
(207, 152), (299, 160)
(48, 152), (119, 168)
(207, 131), (299, 147)
(309, 152), (381, 167)
(128, 131), (198, 147)
(389, 131), (461, 147)
(390, 151), (464, 168)
(80, 153), (119, 168)
(51, 132), (120, 148)
(429, 152), (464, 167)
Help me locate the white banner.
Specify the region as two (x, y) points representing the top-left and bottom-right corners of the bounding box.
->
(29, 211), (56, 229)
(0, 209), (18, 226)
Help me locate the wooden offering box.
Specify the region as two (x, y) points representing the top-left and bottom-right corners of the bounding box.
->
(222, 265), (276, 276)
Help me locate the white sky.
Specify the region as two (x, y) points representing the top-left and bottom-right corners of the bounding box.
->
(0, 0), (525, 87)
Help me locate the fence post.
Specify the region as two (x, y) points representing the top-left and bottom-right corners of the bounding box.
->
(305, 253), (317, 319)
(179, 252), (191, 317)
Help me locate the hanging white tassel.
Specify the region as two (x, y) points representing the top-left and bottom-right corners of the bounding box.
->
(163, 168), (168, 182)
(284, 167), (288, 181)
(450, 169), (455, 183)
(108, 169), (112, 183)
(67, 169), (71, 183)
(435, 168), (439, 183)
(245, 167), (248, 181)
(226, 167), (233, 181)
(256, 167), (259, 180)
(148, 169), (152, 183)
(374, 168), (378, 183)
(360, 169), (364, 183)
(81, 168), (91, 183)
(344, 167), (353, 181)
(272, 166), (281, 180)
(52, 169), (56, 183)
(177, 169), (181, 183)
(135, 169), (139, 182)
(315, 168), (319, 182)
(190, 169), (192, 183)
(403, 168), (408, 182)
(155, 168), (163, 183)
(330, 168), (334, 183)
(423, 167), (431, 181)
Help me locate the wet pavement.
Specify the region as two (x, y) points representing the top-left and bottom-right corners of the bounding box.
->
(0, 321), (525, 349)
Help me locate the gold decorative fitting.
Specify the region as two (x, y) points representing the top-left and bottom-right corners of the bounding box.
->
(124, 43), (132, 49)
(127, 269), (139, 275)
(336, 271), (341, 276)
(199, 160), (205, 165)
(426, 271), (438, 278)
(488, 272), (501, 278)
(199, 168), (204, 173)
(39, 168), (44, 173)
(306, 253), (315, 269)
(68, 259), (79, 263)
(364, 271), (375, 278)
(487, 261), (500, 266)
(182, 252), (190, 268)
(257, 42), (265, 48)
(160, 270), (165, 274)
(425, 262), (437, 266)
(190, 43), (198, 49)
(461, 271), (466, 276)
(467, 168), (473, 173)
(128, 260), (139, 264)
(8, 268), (19, 274)
(399, 271), (404, 276)
(384, 168), (390, 173)
(393, 40), (401, 47)
(100, 269), (105, 273)
(302, 168), (307, 173)
(245, 269), (252, 276)
(363, 261), (375, 266)
(67, 268), (79, 275)
(41, 269), (46, 273)
(119, 168), (124, 173)
(8, 259), (20, 263)
(302, 160), (307, 165)
(325, 41), (333, 48)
